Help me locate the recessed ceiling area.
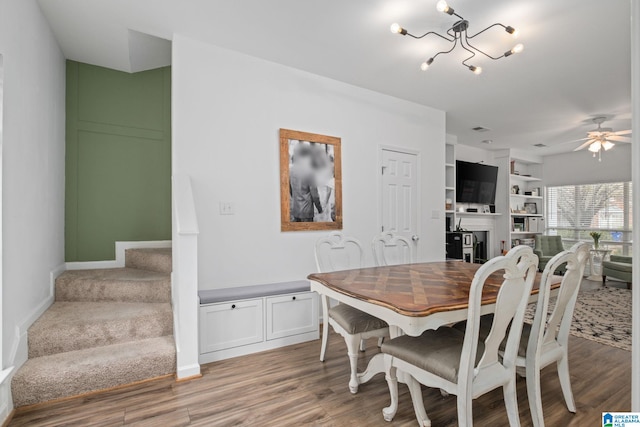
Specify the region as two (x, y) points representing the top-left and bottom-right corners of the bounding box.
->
(37, 0), (631, 155)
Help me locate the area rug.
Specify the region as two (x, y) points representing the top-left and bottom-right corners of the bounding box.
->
(524, 286), (632, 351)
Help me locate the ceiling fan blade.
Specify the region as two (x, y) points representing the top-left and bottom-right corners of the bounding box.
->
(574, 139), (596, 151)
(562, 136), (591, 144)
(607, 135), (631, 143)
(613, 129), (632, 135)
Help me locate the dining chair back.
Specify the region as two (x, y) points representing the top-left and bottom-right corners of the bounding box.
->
(315, 231), (364, 273)
(522, 241), (590, 427)
(314, 232), (389, 394)
(381, 246), (538, 427)
(371, 231), (413, 266)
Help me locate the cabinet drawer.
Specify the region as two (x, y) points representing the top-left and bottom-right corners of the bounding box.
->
(199, 299), (264, 353)
(266, 292), (318, 340)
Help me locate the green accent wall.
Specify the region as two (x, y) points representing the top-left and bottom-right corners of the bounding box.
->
(65, 61), (171, 262)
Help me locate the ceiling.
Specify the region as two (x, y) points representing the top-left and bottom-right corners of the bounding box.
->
(37, 0), (632, 155)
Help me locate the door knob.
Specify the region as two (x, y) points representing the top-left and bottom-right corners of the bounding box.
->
(412, 235), (420, 242)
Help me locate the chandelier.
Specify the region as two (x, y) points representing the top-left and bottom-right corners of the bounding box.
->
(390, 0), (523, 74)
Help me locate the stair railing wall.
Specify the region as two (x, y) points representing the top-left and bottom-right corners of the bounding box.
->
(172, 174), (201, 379)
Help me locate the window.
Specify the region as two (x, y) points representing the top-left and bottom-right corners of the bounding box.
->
(545, 181), (633, 256)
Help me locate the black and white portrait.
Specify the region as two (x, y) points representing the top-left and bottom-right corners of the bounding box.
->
(280, 129), (342, 231)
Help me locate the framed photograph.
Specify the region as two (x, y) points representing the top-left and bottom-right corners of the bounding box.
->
(280, 129), (342, 232)
(524, 202), (538, 215)
(482, 205), (491, 214)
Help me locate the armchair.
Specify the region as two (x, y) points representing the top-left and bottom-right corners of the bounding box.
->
(534, 235), (566, 273)
(603, 255), (632, 289)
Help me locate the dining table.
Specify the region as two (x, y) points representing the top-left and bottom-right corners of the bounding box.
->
(307, 260), (561, 403)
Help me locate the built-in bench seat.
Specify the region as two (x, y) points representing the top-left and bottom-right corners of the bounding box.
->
(198, 280), (310, 304)
(198, 280), (319, 363)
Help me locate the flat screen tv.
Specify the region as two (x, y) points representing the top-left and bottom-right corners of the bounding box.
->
(456, 160), (499, 205)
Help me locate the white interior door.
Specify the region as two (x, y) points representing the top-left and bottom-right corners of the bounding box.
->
(381, 148), (419, 244)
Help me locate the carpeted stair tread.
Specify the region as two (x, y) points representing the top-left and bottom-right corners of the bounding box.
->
(56, 268), (170, 303)
(12, 336), (176, 407)
(125, 248), (172, 274)
(28, 302), (173, 358)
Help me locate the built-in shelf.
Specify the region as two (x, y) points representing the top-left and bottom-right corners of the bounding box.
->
(457, 212), (502, 217)
(510, 174), (541, 182)
(511, 194), (542, 200)
(445, 186), (455, 191)
(445, 163), (455, 168)
(511, 231), (543, 235)
(445, 210), (456, 214)
(510, 213), (543, 217)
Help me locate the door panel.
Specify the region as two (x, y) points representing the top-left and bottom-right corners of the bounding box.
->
(381, 149), (418, 242)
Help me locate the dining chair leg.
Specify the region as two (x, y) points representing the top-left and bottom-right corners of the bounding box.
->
(526, 360), (545, 427)
(320, 295), (330, 362)
(382, 355), (398, 422)
(557, 354), (576, 413)
(407, 374), (431, 427)
(503, 378), (522, 427)
(378, 337), (384, 347)
(345, 334), (361, 394)
(456, 391), (473, 427)
(360, 339), (367, 352)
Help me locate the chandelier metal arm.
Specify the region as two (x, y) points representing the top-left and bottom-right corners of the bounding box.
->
(406, 30), (454, 43)
(464, 38), (505, 61)
(459, 36), (478, 67)
(432, 37), (459, 62)
(466, 23), (508, 39)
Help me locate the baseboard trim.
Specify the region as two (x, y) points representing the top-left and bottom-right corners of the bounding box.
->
(1, 409), (15, 427)
(176, 363), (201, 380)
(66, 240), (172, 270)
(14, 373), (175, 413)
(175, 373), (202, 383)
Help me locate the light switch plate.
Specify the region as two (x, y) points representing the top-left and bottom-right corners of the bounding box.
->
(219, 202), (235, 215)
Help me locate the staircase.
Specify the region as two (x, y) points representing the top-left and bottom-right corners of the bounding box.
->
(12, 248), (175, 407)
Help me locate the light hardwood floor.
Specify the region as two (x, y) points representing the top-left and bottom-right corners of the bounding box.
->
(9, 324), (630, 427)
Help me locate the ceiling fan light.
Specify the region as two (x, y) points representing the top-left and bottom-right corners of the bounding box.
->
(436, 0), (454, 15)
(603, 141), (615, 151)
(469, 65), (482, 75)
(390, 23), (407, 35)
(588, 141), (602, 152)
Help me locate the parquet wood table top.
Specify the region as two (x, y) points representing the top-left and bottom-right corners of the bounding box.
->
(308, 261), (557, 318)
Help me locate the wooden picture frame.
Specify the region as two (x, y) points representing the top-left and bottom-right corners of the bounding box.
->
(280, 129), (342, 232)
(524, 202), (538, 215)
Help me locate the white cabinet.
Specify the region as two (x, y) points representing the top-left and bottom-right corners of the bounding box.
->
(199, 299), (263, 353)
(266, 293), (318, 340)
(199, 291), (319, 363)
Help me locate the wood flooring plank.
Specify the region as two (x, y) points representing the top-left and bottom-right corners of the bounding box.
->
(10, 328), (631, 427)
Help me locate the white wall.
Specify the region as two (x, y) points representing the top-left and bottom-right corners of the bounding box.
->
(543, 144), (632, 186)
(455, 144), (496, 166)
(172, 35), (446, 289)
(0, 0), (66, 373)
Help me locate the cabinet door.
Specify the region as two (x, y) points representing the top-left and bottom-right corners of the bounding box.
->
(199, 299), (264, 354)
(266, 292), (318, 340)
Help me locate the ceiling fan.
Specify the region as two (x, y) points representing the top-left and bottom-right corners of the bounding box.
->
(571, 117), (632, 161)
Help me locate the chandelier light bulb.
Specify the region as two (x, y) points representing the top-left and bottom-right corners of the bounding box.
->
(390, 22), (407, 35)
(505, 26), (519, 37)
(436, 0), (454, 15)
(603, 141), (615, 151)
(420, 58), (434, 71)
(512, 43), (524, 54)
(469, 65), (482, 75)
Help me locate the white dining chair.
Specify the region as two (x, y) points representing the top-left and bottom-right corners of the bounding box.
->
(381, 245), (538, 427)
(519, 241), (590, 427)
(315, 232), (389, 394)
(371, 231), (414, 266)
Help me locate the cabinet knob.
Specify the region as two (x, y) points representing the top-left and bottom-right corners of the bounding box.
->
(292, 296), (296, 301)
(231, 304), (236, 309)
